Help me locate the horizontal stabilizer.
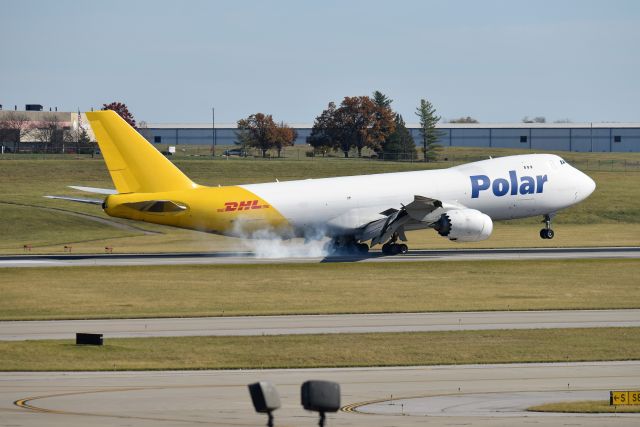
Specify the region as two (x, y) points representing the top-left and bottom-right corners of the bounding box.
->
(68, 185), (117, 195)
(122, 200), (187, 213)
(44, 195), (103, 205)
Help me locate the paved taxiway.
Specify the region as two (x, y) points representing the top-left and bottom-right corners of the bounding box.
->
(1, 246), (638, 267)
(2, 361), (638, 427)
(2, 309), (639, 341)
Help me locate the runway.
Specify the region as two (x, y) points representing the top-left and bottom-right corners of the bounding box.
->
(1, 246), (638, 267)
(2, 309), (640, 341)
(2, 361), (638, 427)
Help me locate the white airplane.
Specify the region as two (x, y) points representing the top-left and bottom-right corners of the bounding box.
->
(49, 111), (596, 255)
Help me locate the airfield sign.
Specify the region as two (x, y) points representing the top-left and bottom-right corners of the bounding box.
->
(610, 391), (640, 405)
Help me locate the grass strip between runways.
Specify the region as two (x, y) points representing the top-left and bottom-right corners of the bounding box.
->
(1, 259), (639, 320)
(1, 327), (639, 371)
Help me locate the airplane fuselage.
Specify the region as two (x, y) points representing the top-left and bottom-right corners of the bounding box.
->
(103, 153), (595, 240)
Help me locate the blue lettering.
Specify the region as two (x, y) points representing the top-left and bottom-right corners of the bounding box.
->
(470, 171), (548, 198)
(470, 175), (490, 199)
(509, 170), (518, 195)
(492, 178), (510, 196)
(519, 176), (535, 194)
(536, 175), (548, 193)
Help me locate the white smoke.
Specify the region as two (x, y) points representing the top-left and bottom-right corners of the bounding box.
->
(233, 222), (331, 259)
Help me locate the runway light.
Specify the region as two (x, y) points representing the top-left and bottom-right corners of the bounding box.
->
(301, 380), (340, 427)
(248, 381), (280, 427)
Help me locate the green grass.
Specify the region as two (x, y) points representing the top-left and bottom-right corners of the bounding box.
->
(1, 328), (638, 371)
(528, 400), (640, 413)
(0, 150), (639, 253)
(0, 259), (637, 320)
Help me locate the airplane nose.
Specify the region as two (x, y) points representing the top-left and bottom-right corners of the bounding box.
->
(584, 173), (596, 196)
(577, 171), (596, 200)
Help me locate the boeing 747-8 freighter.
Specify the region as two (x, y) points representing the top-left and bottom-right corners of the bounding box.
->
(48, 111), (596, 255)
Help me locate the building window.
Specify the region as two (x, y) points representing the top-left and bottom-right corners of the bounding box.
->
(614, 135), (621, 143)
(520, 135), (527, 143)
(154, 136), (162, 143)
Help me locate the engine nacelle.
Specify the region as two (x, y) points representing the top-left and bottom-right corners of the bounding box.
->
(434, 209), (493, 242)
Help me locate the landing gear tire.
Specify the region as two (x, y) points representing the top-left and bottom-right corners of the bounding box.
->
(540, 228), (554, 239)
(356, 243), (369, 254)
(540, 214), (555, 239)
(382, 242), (408, 255)
(326, 238), (369, 255)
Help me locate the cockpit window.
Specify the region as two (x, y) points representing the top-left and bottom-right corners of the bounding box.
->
(559, 158), (566, 165)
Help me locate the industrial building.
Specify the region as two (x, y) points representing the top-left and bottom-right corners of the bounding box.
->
(1, 108), (638, 153)
(144, 122), (640, 152)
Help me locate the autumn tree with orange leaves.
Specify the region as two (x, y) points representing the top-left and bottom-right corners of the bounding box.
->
(308, 95), (395, 157)
(236, 113), (297, 158)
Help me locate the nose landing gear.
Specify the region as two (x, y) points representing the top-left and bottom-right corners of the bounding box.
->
(540, 214), (555, 239)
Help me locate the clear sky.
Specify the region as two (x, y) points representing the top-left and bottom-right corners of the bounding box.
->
(1, 0), (638, 124)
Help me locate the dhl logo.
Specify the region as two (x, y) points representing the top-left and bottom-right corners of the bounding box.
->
(217, 200), (271, 212)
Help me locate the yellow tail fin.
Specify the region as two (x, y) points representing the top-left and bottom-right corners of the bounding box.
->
(86, 110), (195, 193)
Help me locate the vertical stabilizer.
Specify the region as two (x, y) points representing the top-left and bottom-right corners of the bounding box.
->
(86, 110), (195, 193)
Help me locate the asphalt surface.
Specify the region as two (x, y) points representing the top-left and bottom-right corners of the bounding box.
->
(0, 246), (638, 267)
(2, 309), (640, 341)
(2, 361), (638, 427)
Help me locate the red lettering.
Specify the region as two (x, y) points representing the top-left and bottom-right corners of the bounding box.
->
(217, 200), (270, 213)
(238, 200), (253, 210)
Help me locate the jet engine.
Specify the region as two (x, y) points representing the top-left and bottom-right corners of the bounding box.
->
(434, 209), (493, 242)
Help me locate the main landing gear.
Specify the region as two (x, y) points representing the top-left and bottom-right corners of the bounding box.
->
(326, 236), (369, 255)
(381, 232), (409, 255)
(540, 214), (555, 239)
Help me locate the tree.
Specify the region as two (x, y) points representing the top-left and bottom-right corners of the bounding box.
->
(449, 116), (479, 123)
(0, 112), (33, 153)
(33, 115), (64, 153)
(308, 96), (395, 158)
(236, 113), (278, 158)
(381, 114), (417, 161)
(372, 90), (392, 109)
(66, 117), (92, 154)
(415, 98), (443, 162)
(272, 122), (297, 158)
(102, 102), (136, 127)
(522, 116), (546, 123)
(307, 102), (338, 156)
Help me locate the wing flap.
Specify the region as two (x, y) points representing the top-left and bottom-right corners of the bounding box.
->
(359, 195), (446, 246)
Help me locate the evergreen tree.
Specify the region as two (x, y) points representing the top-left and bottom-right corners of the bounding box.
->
(382, 114), (417, 160)
(415, 98), (443, 162)
(372, 90), (392, 109)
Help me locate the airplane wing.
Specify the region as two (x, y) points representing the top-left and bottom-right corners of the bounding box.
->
(359, 196), (451, 246)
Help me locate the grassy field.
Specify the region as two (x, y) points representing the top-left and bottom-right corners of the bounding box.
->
(0, 327), (638, 371)
(528, 400), (640, 413)
(0, 259), (637, 320)
(1, 150), (639, 254)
